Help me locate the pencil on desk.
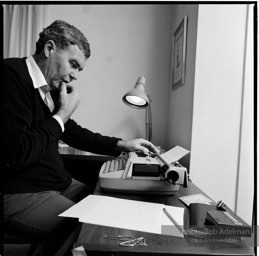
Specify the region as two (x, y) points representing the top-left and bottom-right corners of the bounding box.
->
(163, 208), (183, 233)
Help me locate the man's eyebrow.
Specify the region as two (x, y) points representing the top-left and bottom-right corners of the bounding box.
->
(71, 59), (83, 71)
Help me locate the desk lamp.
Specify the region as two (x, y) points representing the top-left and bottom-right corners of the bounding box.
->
(122, 76), (152, 142)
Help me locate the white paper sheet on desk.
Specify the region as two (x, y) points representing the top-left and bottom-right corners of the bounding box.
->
(160, 146), (190, 164)
(59, 195), (184, 237)
(157, 205), (184, 237)
(59, 196), (96, 218)
(78, 195), (162, 234)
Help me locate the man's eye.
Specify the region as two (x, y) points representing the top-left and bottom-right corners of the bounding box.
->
(70, 61), (83, 72)
(70, 61), (78, 69)
(71, 63), (77, 68)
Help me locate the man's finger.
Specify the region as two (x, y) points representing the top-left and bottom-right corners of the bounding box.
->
(60, 82), (67, 94)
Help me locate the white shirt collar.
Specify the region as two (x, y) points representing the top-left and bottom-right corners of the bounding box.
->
(26, 56), (49, 90)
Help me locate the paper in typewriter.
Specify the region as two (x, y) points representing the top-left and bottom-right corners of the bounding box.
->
(160, 146), (190, 164)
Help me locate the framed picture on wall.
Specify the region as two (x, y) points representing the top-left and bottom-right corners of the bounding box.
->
(172, 16), (188, 90)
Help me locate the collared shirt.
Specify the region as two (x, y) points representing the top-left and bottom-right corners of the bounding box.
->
(26, 56), (64, 132)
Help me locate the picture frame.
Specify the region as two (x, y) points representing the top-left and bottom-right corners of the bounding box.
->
(172, 16), (188, 90)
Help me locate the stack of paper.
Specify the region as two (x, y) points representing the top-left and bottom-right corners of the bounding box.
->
(60, 195), (184, 237)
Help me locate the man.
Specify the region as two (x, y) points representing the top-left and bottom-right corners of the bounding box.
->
(3, 20), (158, 255)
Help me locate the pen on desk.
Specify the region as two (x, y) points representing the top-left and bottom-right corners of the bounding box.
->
(163, 208), (183, 233)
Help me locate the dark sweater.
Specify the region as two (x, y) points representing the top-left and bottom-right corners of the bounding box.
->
(3, 58), (121, 194)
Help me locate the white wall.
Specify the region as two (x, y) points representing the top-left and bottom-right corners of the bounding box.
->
(165, 5), (199, 169)
(46, 5), (174, 148)
(190, 4), (254, 224)
(236, 4), (254, 225)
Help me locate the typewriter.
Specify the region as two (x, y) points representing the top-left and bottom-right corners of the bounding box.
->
(99, 146), (189, 195)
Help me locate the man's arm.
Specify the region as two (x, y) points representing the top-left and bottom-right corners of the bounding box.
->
(58, 84), (159, 156)
(60, 119), (121, 156)
(54, 83), (122, 156)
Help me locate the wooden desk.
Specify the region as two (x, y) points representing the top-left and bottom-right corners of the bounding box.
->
(74, 182), (255, 256)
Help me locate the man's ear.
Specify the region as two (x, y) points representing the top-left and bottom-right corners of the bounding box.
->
(44, 40), (56, 57)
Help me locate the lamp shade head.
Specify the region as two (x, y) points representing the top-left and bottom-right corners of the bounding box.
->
(122, 76), (149, 109)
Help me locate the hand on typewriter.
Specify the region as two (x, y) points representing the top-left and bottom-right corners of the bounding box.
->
(116, 138), (160, 155)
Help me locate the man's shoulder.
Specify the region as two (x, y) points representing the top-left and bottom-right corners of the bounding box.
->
(4, 57), (26, 68)
(4, 57), (32, 89)
(4, 57), (29, 79)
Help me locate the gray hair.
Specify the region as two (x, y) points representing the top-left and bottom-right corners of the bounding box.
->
(35, 20), (91, 59)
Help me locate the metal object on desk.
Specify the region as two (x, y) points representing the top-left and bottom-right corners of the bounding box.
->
(120, 237), (147, 247)
(104, 234), (133, 241)
(104, 235), (147, 247)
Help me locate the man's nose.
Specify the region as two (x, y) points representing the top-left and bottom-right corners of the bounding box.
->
(70, 71), (78, 81)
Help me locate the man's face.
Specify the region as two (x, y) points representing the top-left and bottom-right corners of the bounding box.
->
(44, 43), (86, 90)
